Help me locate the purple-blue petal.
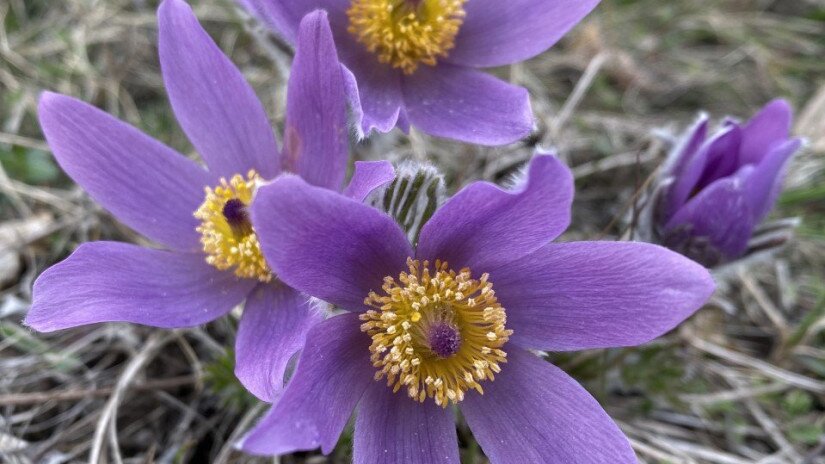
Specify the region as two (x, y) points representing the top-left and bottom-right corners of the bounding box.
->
(739, 99), (793, 166)
(447, 0), (601, 68)
(665, 124), (737, 220)
(666, 115), (709, 181)
(335, 29), (405, 136)
(665, 176), (755, 262)
(235, 283), (323, 402)
(693, 124), (743, 192)
(26, 242), (254, 332)
(283, 10), (348, 190)
(401, 65), (532, 145)
(417, 155), (572, 272)
(489, 241), (715, 351)
(159, 0), (279, 180)
(460, 347), (636, 463)
(354, 382), (460, 464)
(240, 313), (372, 455)
(250, 175), (412, 312)
(744, 138), (801, 224)
(38, 92), (209, 251)
(344, 161), (396, 201)
(235, 1), (398, 137)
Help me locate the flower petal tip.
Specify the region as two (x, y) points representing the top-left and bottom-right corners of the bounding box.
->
(37, 90), (62, 108)
(158, 0), (187, 18)
(37, 92), (75, 125)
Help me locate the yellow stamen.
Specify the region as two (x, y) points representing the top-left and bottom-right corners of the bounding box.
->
(347, 0), (467, 74)
(194, 170), (271, 282)
(360, 258), (512, 407)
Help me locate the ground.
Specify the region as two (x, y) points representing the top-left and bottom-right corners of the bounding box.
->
(1, 0), (824, 462)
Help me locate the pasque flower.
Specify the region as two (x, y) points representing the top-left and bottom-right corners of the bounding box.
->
(241, 155), (715, 462)
(644, 100), (803, 267)
(237, 0), (601, 145)
(25, 0), (394, 402)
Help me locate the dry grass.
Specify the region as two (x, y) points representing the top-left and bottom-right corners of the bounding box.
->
(1, 0), (824, 462)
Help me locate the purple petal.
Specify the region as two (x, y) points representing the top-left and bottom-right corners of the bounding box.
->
(665, 176), (755, 261)
(744, 138), (801, 224)
(693, 125), (743, 191)
(665, 125), (738, 221)
(417, 155), (572, 272)
(740, 99), (793, 166)
(402, 65), (532, 145)
(236, 0), (350, 44)
(490, 241), (714, 351)
(236, 3), (400, 137)
(661, 116), (709, 222)
(251, 175), (412, 312)
(38, 92), (209, 251)
(354, 382), (459, 464)
(461, 347), (636, 463)
(447, 0), (601, 68)
(283, 10), (348, 190)
(240, 313), (372, 455)
(159, 0), (279, 179)
(235, 283), (323, 402)
(26, 242), (254, 332)
(665, 115), (709, 180)
(336, 30), (405, 136)
(343, 161), (396, 201)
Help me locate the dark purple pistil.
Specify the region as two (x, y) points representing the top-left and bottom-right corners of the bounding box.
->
(223, 199), (251, 234)
(428, 323), (461, 358)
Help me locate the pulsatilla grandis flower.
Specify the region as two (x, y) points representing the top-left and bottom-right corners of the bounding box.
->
(237, 0), (601, 145)
(642, 100), (803, 268)
(240, 155), (715, 462)
(25, 0), (394, 402)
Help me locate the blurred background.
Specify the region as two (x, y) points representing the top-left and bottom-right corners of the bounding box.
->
(1, 0), (824, 462)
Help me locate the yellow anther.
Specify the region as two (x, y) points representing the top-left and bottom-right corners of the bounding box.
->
(347, 0), (467, 74)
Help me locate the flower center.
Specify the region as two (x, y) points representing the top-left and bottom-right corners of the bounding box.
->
(360, 258), (512, 407)
(195, 170), (271, 282)
(222, 198), (249, 228)
(346, 0), (467, 75)
(428, 322), (461, 358)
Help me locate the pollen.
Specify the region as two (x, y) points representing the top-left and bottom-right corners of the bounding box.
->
(194, 170), (271, 282)
(360, 258), (512, 407)
(346, 0), (467, 74)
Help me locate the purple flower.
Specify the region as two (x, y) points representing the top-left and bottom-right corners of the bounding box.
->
(650, 100), (803, 267)
(240, 155), (715, 462)
(237, 0), (601, 145)
(24, 0), (394, 402)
